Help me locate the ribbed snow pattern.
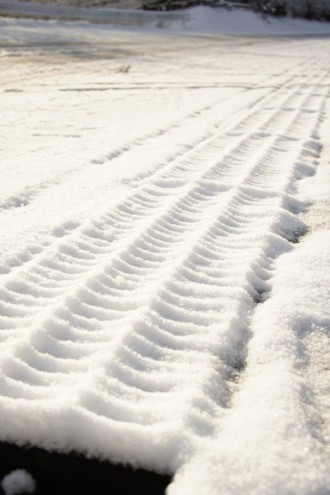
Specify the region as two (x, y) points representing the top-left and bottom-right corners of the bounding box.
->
(0, 24), (329, 495)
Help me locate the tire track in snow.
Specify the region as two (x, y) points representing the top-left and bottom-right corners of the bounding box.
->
(0, 57), (314, 224)
(0, 61), (326, 362)
(80, 81), (328, 436)
(0, 58), (323, 317)
(0, 56), (319, 278)
(0, 86), (248, 273)
(0, 56), (328, 470)
(166, 72), (330, 495)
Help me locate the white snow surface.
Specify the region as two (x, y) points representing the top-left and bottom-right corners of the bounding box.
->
(0, 12), (330, 495)
(1, 470), (36, 495)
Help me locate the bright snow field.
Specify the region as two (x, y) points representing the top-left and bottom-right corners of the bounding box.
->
(0, 14), (329, 495)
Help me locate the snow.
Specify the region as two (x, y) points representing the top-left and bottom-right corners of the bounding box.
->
(168, 233), (330, 495)
(0, 7), (330, 495)
(2, 2), (330, 35)
(186, 6), (330, 35)
(1, 470), (36, 495)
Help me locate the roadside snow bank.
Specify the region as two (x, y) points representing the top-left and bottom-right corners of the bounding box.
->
(168, 229), (330, 495)
(186, 6), (330, 35)
(168, 99), (330, 495)
(1, 2), (330, 35)
(300, 130), (330, 232)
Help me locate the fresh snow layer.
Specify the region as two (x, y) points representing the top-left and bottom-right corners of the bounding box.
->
(0, 15), (330, 495)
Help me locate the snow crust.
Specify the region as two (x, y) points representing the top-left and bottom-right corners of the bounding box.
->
(0, 12), (329, 495)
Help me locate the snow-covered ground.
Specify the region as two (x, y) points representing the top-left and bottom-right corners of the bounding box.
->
(0, 10), (329, 495)
(2, 1), (330, 35)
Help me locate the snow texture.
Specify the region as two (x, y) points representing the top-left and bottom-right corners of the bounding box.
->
(0, 9), (329, 495)
(1, 470), (36, 495)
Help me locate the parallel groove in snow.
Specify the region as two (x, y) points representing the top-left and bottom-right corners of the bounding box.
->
(0, 55), (318, 272)
(0, 51), (329, 474)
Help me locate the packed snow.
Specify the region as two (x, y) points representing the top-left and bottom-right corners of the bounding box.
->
(0, 8), (329, 495)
